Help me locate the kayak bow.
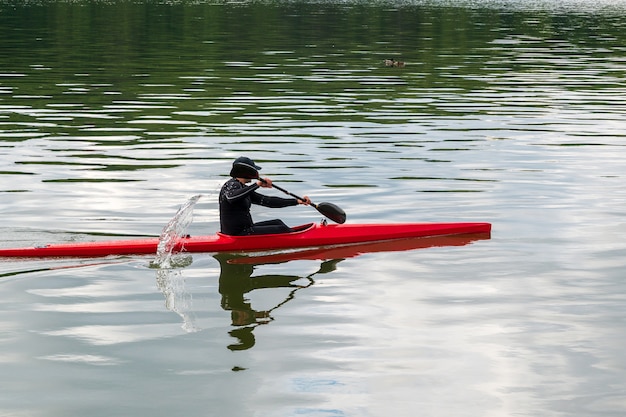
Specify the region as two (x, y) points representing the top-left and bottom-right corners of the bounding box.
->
(0, 221), (491, 259)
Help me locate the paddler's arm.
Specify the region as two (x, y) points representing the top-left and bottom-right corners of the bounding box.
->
(258, 177), (311, 206)
(222, 179), (261, 202)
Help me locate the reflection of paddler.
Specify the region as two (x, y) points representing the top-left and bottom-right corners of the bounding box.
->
(215, 253), (307, 351)
(214, 253), (341, 351)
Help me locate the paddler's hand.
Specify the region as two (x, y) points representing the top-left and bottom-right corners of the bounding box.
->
(298, 196), (311, 206)
(258, 177), (273, 188)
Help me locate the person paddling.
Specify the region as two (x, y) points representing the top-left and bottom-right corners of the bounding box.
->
(219, 156), (311, 236)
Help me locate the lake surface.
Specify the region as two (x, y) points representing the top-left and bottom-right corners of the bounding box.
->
(1, 0), (626, 416)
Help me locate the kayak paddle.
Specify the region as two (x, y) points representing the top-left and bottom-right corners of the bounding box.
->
(269, 182), (347, 225)
(231, 162), (347, 224)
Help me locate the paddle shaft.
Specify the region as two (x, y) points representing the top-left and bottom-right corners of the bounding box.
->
(270, 183), (315, 207)
(259, 178), (347, 224)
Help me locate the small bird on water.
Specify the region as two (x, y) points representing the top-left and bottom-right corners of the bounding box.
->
(384, 59), (405, 68)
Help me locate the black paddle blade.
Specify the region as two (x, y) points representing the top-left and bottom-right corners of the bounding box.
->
(316, 202), (347, 224)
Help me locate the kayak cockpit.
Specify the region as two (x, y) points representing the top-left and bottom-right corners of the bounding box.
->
(290, 223), (316, 233)
(215, 223), (317, 239)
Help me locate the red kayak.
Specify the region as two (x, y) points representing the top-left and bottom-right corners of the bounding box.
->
(0, 221), (491, 259)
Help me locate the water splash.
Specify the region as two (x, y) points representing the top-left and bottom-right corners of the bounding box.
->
(156, 268), (198, 333)
(153, 194), (202, 268)
(152, 194), (202, 333)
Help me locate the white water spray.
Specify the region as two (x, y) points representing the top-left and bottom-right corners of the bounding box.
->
(153, 194), (202, 332)
(153, 194), (202, 268)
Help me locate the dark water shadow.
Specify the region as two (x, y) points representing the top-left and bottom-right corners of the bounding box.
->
(215, 253), (341, 352)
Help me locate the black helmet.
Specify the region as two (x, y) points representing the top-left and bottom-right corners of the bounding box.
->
(229, 156), (261, 179)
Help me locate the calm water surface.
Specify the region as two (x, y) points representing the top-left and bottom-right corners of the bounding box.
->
(1, 1), (626, 416)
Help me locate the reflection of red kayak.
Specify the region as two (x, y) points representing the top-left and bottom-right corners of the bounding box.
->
(229, 232), (491, 264)
(0, 221), (491, 259)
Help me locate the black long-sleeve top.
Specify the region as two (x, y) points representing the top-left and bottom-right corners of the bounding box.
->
(219, 178), (298, 235)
